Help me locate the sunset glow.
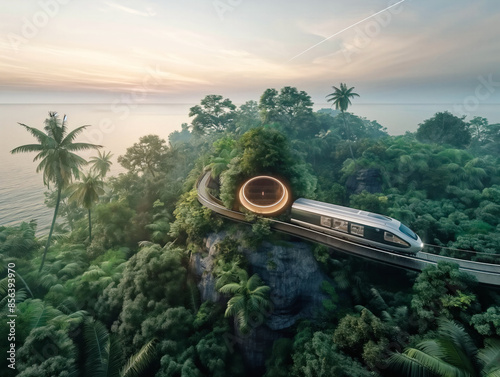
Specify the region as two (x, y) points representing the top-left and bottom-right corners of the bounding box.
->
(1, 1), (499, 104)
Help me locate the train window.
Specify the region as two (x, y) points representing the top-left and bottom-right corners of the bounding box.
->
(350, 224), (364, 236)
(320, 216), (332, 228)
(384, 232), (410, 247)
(332, 218), (348, 232)
(399, 224), (418, 240)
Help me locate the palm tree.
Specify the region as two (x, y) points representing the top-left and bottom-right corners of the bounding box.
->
(68, 172), (105, 242)
(219, 269), (271, 334)
(11, 112), (101, 272)
(90, 150), (114, 178)
(84, 319), (157, 377)
(208, 147), (239, 180)
(389, 319), (500, 377)
(326, 83), (360, 160)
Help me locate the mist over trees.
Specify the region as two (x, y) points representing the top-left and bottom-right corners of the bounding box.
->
(3, 85), (500, 377)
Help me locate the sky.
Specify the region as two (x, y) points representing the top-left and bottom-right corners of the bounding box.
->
(0, 0), (499, 107)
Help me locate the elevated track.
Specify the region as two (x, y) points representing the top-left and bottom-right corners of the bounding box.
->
(197, 172), (500, 286)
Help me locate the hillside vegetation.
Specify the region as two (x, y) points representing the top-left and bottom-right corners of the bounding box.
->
(2, 86), (500, 377)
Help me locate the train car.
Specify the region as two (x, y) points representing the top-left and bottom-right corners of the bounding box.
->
(291, 198), (423, 254)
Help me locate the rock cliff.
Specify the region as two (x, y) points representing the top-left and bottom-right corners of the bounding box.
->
(346, 168), (383, 194)
(189, 232), (330, 372)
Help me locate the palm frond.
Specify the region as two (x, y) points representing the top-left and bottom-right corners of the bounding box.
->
(219, 283), (241, 295)
(389, 352), (433, 377)
(10, 144), (45, 154)
(60, 125), (89, 145)
(390, 349), (468, 377)
(437, 320), (478, 362)
(106, 335), (124, 377)
(478, 339), (500, 375)
(17, 123), (51, 144)
(28, 299), (62, 330)
(120, 338), (157, 377)
(84, 319), (110, 377)
(225, 296), (246, 317)
(66, 142), (102, 152)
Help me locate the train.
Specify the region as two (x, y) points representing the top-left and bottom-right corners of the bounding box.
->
(290, 198), (423, 254)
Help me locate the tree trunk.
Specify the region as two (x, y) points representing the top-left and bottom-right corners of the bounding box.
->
(342, 111), (355, 161)
(88, 208), (92, 243)
(39, 186), (61, 272)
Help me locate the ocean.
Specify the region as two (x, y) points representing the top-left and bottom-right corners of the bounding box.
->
(1, 102), (498, 235)
(0, 103), (192, 235)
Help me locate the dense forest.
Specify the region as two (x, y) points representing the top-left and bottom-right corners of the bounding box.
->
(2, 85), (500, 377)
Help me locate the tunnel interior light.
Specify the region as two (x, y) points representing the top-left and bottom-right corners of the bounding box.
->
(238, 176), (290, 215)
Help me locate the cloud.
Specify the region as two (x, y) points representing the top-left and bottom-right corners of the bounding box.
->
(104, 2), (155, 17)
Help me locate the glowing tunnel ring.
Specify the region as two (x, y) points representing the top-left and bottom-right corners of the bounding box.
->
(238, 176), (290, 215)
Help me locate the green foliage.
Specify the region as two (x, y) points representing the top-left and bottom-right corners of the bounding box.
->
(13, 297), (87, 377)
(321, 280), (339, 314)
(234, 100), (261, 134)
(411, 262), (478, 331)
(416, 111), (471, 148)
(89, 150), (114, 178)
(333, 309), (389, 358)
(11, 112), (100, 189)
(169, 189), (223, 248)
(11, 112), (101, 272)
(45, 188), (85, 231)
(68, 172), (105, 242)
(471, 306), (500, 337)
(218, 269), (271, 334)
(83, 318), (158, 377)
(389, 319), (500, 377)
(104, 244), (188, 353)
(326, 83), (360, 113)
(0, 222), (39, 260)
(83, 319), (123, 377)
(189, 95), (236, 135)
(220, 127), (317, 208)
(290, 327), (374, 377)
(5, 92), (500, 377)
(117, 134), (168, 177)
(259, 86), (316, 137)
(264, 338), (293, 377)
(350, 191), (388, 214)
(68, 172), (105, 211)
(91, 201), (135, 250)
(250, 216), (273, 246)
(65, 248), (126, 312)
(312, 244), (329, 267)
(326, 83), (360, 159)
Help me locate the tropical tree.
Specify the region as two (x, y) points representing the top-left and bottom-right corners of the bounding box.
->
(189, 94), (237, 135)
(118, 135), (168, 177)
(258, 86), (316, 136)
(11, 112), (101, 272)
(326, 83), (360, 160)
(68, 172), (105, 242)
(218, 269), (271, 334)
(389, 319), (500, 377)
(90, 150), (114, 178)
(84, 318), (157, 377)
(416, 111), (471, 148)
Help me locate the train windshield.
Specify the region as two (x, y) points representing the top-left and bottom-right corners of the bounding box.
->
(399, 224), (418, 240)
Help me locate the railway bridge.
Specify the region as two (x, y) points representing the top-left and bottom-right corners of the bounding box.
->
(197, 172), (500, 286)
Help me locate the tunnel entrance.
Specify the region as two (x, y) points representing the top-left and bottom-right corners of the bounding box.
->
(238, 176), (290, 215)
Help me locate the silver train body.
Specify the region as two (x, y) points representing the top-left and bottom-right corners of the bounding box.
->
(291, 198), (424, 254)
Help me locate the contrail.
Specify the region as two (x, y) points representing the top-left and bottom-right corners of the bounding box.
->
(288, 0), (406, 62)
